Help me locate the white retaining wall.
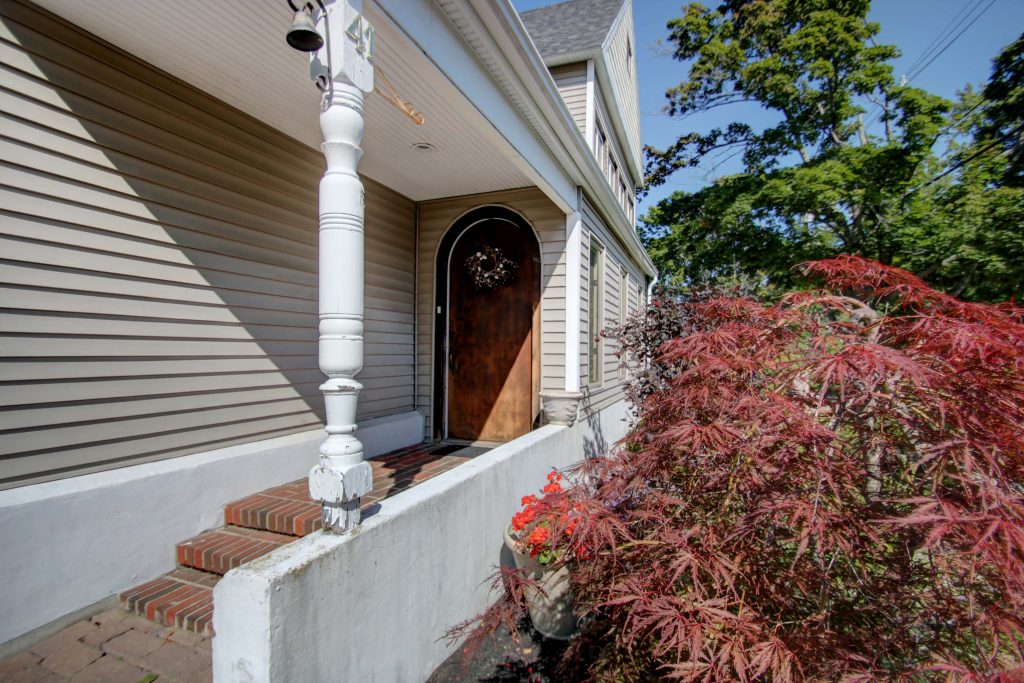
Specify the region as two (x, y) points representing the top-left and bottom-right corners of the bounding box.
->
(212, 400), (631, 683)
(0, 410), (424, 651)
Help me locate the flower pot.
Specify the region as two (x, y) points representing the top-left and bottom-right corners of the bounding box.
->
(503, 525), (578, 640)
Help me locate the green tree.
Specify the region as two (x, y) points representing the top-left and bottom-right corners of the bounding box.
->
(895, 86), (1024, 300)
(643, 2), (1022, 301)
(979, 32), (1024, 186)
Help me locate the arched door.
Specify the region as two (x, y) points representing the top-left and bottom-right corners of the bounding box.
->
(436, 210), (540, 442)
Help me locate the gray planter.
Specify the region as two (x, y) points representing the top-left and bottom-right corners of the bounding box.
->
(503, 525), (578, 640)
(539, 390), (583, 427)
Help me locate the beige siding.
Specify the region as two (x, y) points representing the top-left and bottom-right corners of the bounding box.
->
(580, 196), (644, 416)
(0, 2), (416, 488)
(549, 62), (587, 138)
(603, 0), (641, 174)
(416, 188), (566, 439)
(627, 273), (641, 316)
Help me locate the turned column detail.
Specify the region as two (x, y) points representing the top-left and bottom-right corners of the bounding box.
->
(302, 0), (375, 533)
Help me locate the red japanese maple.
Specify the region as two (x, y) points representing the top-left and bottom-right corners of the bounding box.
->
(451, 256), (1024, 681)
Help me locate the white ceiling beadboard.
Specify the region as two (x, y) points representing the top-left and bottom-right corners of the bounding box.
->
(28, 0), (532, 201)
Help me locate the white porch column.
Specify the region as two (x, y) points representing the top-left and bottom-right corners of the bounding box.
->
(539, 191), (583, 426)
(304, 0), (376, 533)
(564, 199), (583, 394)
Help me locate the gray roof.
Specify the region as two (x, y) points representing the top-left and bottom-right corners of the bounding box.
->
(519, 0), (624, 62)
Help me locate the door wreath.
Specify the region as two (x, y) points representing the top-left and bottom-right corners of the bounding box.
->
(464, 245), (517, 289)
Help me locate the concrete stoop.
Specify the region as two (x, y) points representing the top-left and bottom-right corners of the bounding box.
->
(118, 442), (483, 636)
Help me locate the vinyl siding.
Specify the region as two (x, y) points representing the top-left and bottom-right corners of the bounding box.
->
(0, 2), (416, 489)
(416, 188), (566, 440)
(549, 62), (587, 138)
(580, 196), (644, 416)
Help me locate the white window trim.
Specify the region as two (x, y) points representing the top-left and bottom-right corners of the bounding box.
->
(588, 236), (606, 387)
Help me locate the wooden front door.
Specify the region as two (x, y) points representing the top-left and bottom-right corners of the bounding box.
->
(445, 218), (539, 442)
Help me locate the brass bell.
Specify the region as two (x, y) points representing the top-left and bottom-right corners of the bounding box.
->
(286, 6), (323, 52)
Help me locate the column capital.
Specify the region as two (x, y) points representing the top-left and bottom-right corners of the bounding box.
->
(308, 0), (374, 93)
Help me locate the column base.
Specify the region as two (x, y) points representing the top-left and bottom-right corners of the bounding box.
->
(321, 499), (362, 533)
(309, 459), (373, 534)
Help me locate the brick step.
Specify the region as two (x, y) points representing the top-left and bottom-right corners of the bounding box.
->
(222, 446), (479, 536)
(224, 479), (323, 536)
(119, 568), (219, 636)
(111, 444), (483, 638)
(177, 526), (293, 575)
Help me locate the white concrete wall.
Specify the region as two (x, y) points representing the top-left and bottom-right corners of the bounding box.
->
(0, 410), (424, 649)
(213, 400), (632, 683)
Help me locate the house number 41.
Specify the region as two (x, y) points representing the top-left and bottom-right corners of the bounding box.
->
(346, 13), (374, 59)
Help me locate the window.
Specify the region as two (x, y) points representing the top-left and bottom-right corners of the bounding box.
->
(596, 127), (609, 175)
(588, 240), (604, 385)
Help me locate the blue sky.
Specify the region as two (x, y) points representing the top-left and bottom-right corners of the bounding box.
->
(512, 0), (1024, 216)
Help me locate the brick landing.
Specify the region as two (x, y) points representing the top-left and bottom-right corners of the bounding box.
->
(0, 442), (485, 681)
(225, 444), (484, 537)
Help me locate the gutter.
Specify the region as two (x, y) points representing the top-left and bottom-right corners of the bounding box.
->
(450, 0), (657, 278)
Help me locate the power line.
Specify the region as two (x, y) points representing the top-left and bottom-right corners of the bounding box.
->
(864, 0), (998, 130)
(903, 121), (1024, 198)
(905, 0), (998, 82)
(903, 0), (984, 77)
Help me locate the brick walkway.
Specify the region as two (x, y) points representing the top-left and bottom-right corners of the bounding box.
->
(0, 442), (487, 682)
(0, 607), (211, 683)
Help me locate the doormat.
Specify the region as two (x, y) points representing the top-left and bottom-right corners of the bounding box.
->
(430, 444), (466, 456)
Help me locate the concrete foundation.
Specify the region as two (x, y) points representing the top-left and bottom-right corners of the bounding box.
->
(0, 410), (424, 651)
(213, 400), (630, 682)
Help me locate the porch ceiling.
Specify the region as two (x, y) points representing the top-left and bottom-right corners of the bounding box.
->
(29, 0), (534, 202)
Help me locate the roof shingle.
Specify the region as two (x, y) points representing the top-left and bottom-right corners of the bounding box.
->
(519, 0), (624, 62)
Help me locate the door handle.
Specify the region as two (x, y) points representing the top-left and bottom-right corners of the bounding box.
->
(449, 348), (458, 374)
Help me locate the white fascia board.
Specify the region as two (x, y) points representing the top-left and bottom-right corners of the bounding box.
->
(599, 0), (643, 184)
(371, 0), (575, 212)
(463, 0), (656, 278)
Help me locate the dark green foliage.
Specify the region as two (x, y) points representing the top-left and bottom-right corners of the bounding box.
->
(643, 3), (1023, 302)
(979, 32), (1024, 186)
